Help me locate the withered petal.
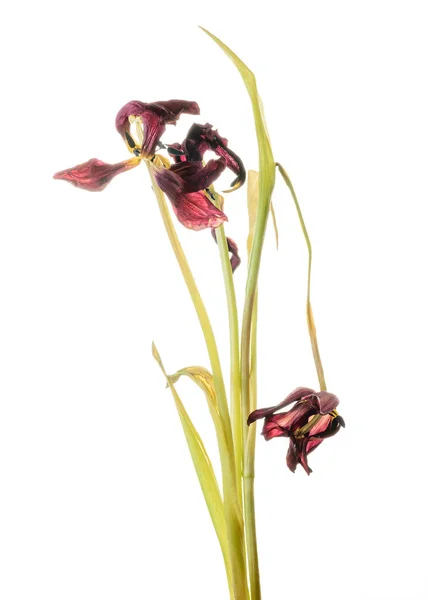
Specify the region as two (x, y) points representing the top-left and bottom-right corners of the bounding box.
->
(115, 99), (200, 158)
(153, 166), (227, 231)
(53, 157), (140, 192)
(182, 123), (246, 189)
(210, 228), (241, 273)
(171, 159), (226, 192)
(247, 387), (316, 425)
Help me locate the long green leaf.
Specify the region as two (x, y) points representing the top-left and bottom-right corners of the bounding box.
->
(200, 29), (274, 600)
(152, 343), (233, 596)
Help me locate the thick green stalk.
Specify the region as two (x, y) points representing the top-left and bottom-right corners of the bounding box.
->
(243, 292), (260, 600)
(212, 193), (243, 510)
(147, 164), (248, 600)
(200, 28), (277, 599)
(276, 163), (327, 390)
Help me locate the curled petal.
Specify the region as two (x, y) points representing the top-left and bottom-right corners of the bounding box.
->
(261, 402), (318, 439)
(153, 167), (227, 231)
(183, 123), (246, 190)
(211, 229), (241, 273)
(116, 99), (200, 157)
(297, 439), (313, 475)
(309, 414), (345, 439)
(287, 437), (315, 475)
(53, 157), (140, 191)
(317, 391), (340, 414)
(150, 99), (200, 121)
(286, 439), (299, 473)
(171, 159), (226, 192)
(247, 387), (316, 425)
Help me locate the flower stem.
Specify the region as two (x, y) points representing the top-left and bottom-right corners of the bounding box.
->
(242, 204), (272, 600)
(244, 291), (260, 600)
(275, 162), (327, 390)
(212, 193), (243, 510)
(148, 164), (248, 600)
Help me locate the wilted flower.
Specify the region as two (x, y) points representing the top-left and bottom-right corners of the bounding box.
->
(247, 387), (345, 475)
(154, 123), (245, 260)
(54, 98), (198, 194)
(54, 101), (245, 245)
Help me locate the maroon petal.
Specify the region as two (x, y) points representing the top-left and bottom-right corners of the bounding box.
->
(306, 438), (324, 454)
(171, 159), (226, 192)
(307, 414), (332, 437)
(116, 99), (199, 158)
(182, 123), (246, 190)
(53, 157), (140, 191)
(261, 414), (291, 440)
(153, 167), (227, 231)
(309, 413), (345, 439)
(149, 100), (200, 121)
(171, 191), (228, 231)
(317, 391), (340, 414)
(115, 100), (147, 139)
(297, 439), (313, 475)
(286, 439), (299, 473)
(264, 401), (318, 436)
(210, 228), (241, 273)
(247, 387), (316, 425)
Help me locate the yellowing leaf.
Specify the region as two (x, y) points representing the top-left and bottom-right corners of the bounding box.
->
(169, 366), (218, 413)
(275, 163), (327, 391)
(247, 170), (258, 256)
(152, 343), (233, 594)
(270, 202), (279, 250)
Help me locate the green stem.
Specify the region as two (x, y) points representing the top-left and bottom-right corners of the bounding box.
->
(148, 164), (248, 600)
(275, 163), (327, 390)
(242, 202), (271, 600)
(244, 291), (260, 600)
(212, 193), (243, 510)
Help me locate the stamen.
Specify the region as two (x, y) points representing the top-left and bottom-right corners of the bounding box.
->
(167, 146), (185, 157)
(125, 131), (137, 149)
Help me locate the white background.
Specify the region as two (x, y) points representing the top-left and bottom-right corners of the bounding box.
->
(1, 1), (427, 599)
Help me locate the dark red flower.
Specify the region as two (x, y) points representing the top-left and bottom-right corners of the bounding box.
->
(171, 123), (246, 192)
(153, 123), (245, 241)
(53, 157), (141, 191)
(248, 387), (345, 475)
(54, 101), (245, 245)
(115, 99), (200, 158)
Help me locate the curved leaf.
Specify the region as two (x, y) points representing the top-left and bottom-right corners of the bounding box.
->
(152, 343), (233, 594)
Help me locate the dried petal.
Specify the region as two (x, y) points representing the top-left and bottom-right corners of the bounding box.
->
(211, 228), (241, 273)
(116, 99), (200, 157)
(182, 123), (246, 190)
(247, 387), (316, 424)
(153, 166), (227, 231)
(53, 157), (140, 191)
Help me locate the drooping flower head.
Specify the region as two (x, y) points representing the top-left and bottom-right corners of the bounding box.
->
(248, 387), (345, 475)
